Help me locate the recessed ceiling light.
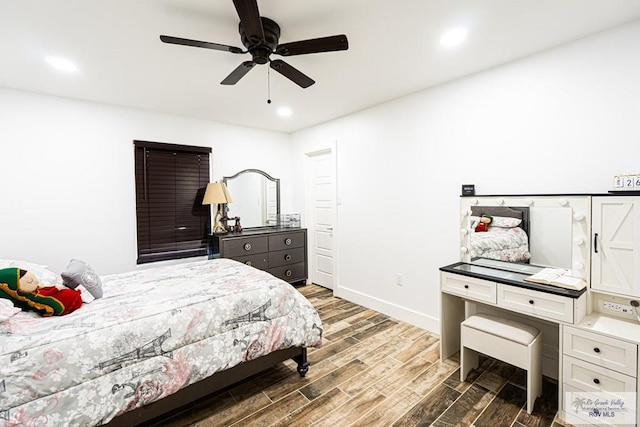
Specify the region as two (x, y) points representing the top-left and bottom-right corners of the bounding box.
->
(440, 27), (469, 48)
(44, 55), (79, 73)
(277, 107), (292, 117)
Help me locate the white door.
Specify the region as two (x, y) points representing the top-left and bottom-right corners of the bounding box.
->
(592, 196), (640, 296)
(306, 150), (336, 289)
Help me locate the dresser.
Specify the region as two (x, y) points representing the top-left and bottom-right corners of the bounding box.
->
(209, 228), (307, 285)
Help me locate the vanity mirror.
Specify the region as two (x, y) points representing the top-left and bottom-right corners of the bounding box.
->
(460, 195), (591, 281)
(223, 169), (280, 229)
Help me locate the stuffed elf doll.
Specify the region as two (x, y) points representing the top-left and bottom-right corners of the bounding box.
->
(0, 267), (82, 316)
(474, 214), (493, 232)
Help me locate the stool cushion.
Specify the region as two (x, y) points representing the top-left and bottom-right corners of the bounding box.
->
(462, 313), (540, 346)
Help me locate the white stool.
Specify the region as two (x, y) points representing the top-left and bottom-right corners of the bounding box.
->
(460, 313), (542, 414)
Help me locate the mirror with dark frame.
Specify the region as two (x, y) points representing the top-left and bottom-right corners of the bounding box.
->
(460, 196), (591, 280)
(223, 169), (280, 229)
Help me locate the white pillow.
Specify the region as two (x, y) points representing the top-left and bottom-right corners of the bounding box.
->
(0, 259), (60, 287)
(0, 299), (21, 322)
(491, 216), (522, 228)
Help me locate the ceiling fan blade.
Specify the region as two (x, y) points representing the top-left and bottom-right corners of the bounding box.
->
(160, 35), (244, 54)
(232, 0), (264, 44)
(221, 61), (256, 85)
(270, 60), (315, 88)
(275, 35), (348, 56)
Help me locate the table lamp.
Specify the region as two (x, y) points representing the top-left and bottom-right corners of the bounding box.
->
(202, 181), (233, 234)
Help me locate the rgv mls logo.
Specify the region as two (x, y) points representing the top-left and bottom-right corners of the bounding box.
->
(568, 392), (636, 425)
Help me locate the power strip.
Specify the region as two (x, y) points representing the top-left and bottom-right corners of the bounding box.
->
(603, 301), (634, 314)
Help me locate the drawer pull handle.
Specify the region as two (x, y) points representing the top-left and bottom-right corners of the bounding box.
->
(245, 261), (252, 267)
(285, 238), (292, 246)
(464, 285), (469, 289)
(244, 243), (252, 251)
(529, 300), (534, 305)
(593, 378), (600, 385)
(285, 269), (292, 277)
(285, 254), (292, 261)
(593, 347), (600, 353)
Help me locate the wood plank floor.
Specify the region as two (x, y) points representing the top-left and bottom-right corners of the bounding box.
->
(154, 284), (573, 427)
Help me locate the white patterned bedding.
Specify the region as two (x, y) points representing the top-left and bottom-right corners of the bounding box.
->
(469, 227), (531, 262)
(0, 259), (322, 427)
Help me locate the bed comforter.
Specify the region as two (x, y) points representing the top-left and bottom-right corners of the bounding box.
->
(0, 259), (322, 427)
(469, 227), (531, 262)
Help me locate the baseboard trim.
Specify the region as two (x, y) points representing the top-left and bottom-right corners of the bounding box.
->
(334, 286), (440, 335)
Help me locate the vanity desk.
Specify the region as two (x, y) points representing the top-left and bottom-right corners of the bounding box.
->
(440, 258), (588, 378)
(441, 193), (640, 426)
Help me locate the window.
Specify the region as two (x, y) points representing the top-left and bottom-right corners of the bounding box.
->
(134, 141), (211, 264)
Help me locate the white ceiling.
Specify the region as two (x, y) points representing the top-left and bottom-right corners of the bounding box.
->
(2, 0), (640, 133)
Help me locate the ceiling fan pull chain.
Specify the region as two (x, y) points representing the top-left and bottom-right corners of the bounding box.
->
(267, 66), (272, 104)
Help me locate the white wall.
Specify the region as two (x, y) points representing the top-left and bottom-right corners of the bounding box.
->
(291, 21), (640, 333)
(0, 89), (292, 275)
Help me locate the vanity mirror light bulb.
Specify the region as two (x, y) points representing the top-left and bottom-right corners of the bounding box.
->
(573, 261), (585, 271)
(573, 237), (585, 246)
(460, 247), (469, 253)
(472, 199), (479, 205)
(461, 228), (469, 235)
(573, 212), (585, 221)
(496, 198), (505, 206)
(461, 210), (469, 217)
(524, 198), (534, 206)
(558, 198), (569, 207)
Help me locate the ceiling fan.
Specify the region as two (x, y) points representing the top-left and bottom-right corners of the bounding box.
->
(160, 0), (349, 88)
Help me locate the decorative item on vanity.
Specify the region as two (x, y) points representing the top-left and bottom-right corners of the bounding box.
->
(462, 184), (475, 196)
(202, 181), (234, 234)
(613, 173), (640, 192)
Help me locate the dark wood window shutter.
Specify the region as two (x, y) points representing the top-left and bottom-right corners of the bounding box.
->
(134, 141), (211, 264)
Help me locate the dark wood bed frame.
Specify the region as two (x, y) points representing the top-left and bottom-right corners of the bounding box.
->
(105, 346), (309, 426)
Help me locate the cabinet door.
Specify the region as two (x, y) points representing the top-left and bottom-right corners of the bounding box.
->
(592, 197), (640, 296)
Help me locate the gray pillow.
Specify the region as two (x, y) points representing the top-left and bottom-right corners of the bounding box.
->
(61, 259), (103, 299)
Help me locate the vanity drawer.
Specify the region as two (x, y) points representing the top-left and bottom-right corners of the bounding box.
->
(269, 262), (306, 282)
(269, 232), (305, 251)
(222, 236), (268, 258)
(497, 284), (573, 323)
(563, 326), (637, 377)
(441, 273), (496, 304)
(269, 247), (305, 268)
(563, 355), (636, 394)
(230, 254), (269, 270)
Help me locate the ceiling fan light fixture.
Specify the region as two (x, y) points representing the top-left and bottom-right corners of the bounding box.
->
(440, 27), (469, 48)
(44, 55), (79, 73)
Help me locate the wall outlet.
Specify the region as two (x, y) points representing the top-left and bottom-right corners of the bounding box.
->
(396, 273), (403, 286)
(603, 301), (633, 314)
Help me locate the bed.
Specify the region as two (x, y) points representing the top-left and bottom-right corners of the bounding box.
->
(0, 258), (322, 427)
(469, 206), (531, 263)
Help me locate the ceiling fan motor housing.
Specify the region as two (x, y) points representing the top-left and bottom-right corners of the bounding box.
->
(240, 17), (280, 64)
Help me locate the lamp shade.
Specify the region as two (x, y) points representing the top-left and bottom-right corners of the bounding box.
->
(202, 182), (233, 205)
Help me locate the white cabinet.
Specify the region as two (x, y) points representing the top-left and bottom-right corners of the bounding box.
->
(562, 324), (638, 426)
(592, 196), (640, 297)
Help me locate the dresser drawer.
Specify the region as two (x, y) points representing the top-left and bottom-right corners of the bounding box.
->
(269, 262), (306, 282)
(563, 326), (637, 377)
(269, 232), (305, 251)
(222, 236), (268, 258)
(230, 254), (269, 270)
(269, 247), (305, 268)
(441, 273), (496, 304)
(563, 355), (636, 394)
(497, 284), (574, 323)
